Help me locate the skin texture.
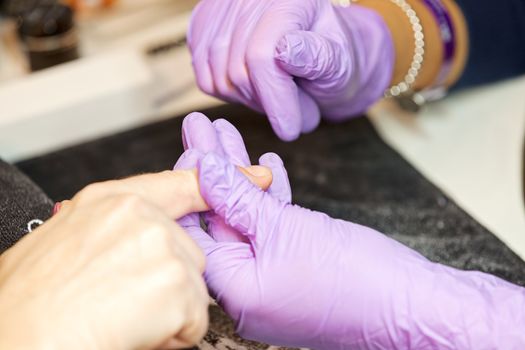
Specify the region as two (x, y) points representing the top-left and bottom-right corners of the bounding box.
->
(188, 0), (394, 141)
(177, 114), (525, 350)
(0, 143), (272, 350)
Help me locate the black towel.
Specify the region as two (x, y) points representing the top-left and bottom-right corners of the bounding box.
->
(0, 159), (53, 254)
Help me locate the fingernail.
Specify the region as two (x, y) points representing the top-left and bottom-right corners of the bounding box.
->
(244, 166), (270, 178)
(52, 202), (62, 216)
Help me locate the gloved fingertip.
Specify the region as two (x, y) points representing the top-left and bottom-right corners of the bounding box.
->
(270, 116), (301, 142)
(194, 66), (216, 96)
(275, 30), (343, 81)
(298, 89), (321, 133)
(247, 56), (302, 141)
(182, 112), (208, 148)
(182, 112), (219, 152)
(258, 152), (284, 167)
(173, 149), (204, 170)
(183, 111), (209, 123)
(275, 32), (307, 67)
(258, 152), (292, 204)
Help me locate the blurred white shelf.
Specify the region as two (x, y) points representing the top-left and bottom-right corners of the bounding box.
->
(0, 0), (221, 162)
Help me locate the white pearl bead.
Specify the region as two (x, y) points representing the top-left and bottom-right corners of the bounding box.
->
(385, 0), (424, 98)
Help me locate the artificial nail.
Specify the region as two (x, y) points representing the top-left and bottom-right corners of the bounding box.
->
(244, 166), (271, 178)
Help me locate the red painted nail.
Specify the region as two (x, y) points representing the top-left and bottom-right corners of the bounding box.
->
(52, 202), (62, 216)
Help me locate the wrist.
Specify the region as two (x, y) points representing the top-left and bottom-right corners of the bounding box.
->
(351, 0), (441, 90)
(351, 0), (468, 94)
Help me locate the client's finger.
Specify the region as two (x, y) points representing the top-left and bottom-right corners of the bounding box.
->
(70, 166), (272, 220)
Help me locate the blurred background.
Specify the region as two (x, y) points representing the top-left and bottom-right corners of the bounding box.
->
(0, 0), (220, 161)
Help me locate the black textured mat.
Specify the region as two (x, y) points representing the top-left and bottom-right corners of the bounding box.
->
(0, 160), (53, 253)
(17, 104), (525, 286)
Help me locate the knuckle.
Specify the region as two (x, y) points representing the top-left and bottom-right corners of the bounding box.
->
(199, 82), (215, 96)
(228, 67), (248, 88)
(208, 40), (228, 57)
(191, 60), (214, 95)
(147, 259), (190, 292)
(113, 193), (145, 211)
(194, 73), (215, 96)
(139, 223), (173, 249)
(211, 79), (230, 97)
(145, 260), (188, 295)
(165, 260), (191, 286)
(216, 84), (233, 100)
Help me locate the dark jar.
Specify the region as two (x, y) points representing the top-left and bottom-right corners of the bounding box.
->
(18, 3), (79, 72)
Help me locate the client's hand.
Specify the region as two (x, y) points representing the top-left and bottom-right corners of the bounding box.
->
(0, 167), (272, 350)
(179, 114), (525, 350)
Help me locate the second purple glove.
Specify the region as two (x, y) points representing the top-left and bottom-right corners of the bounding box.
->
(188, 0), (394, 141)
(175, 113), (525, 350)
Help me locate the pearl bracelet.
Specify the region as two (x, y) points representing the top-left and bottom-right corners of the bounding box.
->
(382, 0), (425, 99)
(332, 0), (425, 97)
(332, 0), (425, 101)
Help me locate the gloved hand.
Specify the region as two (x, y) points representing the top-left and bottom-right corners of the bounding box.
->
(174, 112), (290, 245)
(188, 0), (394, 141)
(177, 115), (525, 349)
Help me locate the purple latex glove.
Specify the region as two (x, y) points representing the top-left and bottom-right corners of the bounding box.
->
(193, 154), (525, 349)
(175, 115), (525, 349)
(174, 112), (291, 245)
(188, 0), (394, 141)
